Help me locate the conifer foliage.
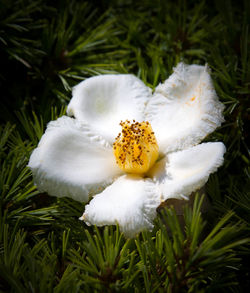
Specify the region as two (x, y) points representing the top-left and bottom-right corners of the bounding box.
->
(0, 0), (249, 291)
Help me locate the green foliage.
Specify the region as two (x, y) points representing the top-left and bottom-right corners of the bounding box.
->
(0, 195), (248, 292)
(135, 195), (248, 293)
(0, 0), (249, 291)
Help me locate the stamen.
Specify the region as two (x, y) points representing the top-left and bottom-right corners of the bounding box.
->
(113, 120), (159, 174)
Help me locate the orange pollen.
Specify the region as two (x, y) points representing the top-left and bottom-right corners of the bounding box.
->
(113, 120), (159, 174)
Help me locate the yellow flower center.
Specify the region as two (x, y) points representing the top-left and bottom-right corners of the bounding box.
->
(113, 120), (159, 174)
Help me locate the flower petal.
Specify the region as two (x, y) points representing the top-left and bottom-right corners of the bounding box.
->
(67, 74), (151, 142)
(146, 63), (225, 153)
(155, 142), (226, 201)
(82, 174), (161, 237)
(28, 116), (122, 202)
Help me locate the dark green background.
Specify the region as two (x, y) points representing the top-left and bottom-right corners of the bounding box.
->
(0, 0), (249, 292)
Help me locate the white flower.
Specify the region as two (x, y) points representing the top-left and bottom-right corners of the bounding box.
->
(28, 63), (226, 237)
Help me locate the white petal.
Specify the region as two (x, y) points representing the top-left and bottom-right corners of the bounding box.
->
(67, 74), (151, 142)
(158, 142), (226, 201)
(146, 63), (225, 153)
(28, 116), (122, 202)
(82, 175), (161, 237)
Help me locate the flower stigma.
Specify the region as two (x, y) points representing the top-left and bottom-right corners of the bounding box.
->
(113, 120), (159, 174)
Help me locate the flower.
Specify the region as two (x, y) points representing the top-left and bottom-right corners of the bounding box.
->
(28, 63), (226, 237)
